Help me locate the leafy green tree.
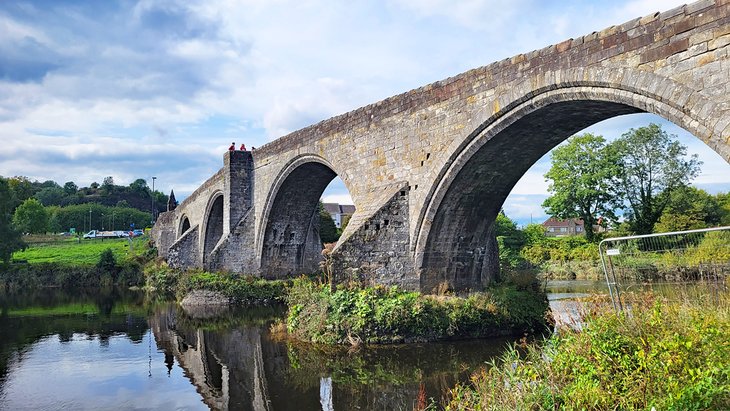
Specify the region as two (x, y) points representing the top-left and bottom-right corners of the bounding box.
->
(7, 176), (34, 209)
(522, 223), (547, 246)
(63, 181), (78, 195)
(34, 186), (67, 206)
(494, 212), (527, 269)
(611, 123), (702, 234)
(654, 186), (723, 232)
(101, 176), (115, 195)
(542, 133), (619, 242)
(318, 202), (339, 244)
(13, 198), (49, 234)
(129, 178), (149, 195)
(0, 177), (26, 263)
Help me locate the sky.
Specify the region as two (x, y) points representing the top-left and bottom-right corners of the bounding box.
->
(1, 0), (728, 226)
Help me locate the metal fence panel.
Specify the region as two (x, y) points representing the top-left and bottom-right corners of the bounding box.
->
(599, 226), (730, 310)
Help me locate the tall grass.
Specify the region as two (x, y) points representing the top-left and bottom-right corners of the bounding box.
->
(442, 287), (730, 410)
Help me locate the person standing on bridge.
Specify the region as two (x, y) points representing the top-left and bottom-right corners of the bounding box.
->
(240, 143), (247, 151)
(229, 142), (235, 151)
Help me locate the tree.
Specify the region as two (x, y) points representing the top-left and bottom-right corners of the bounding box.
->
(717, 192), (730, 226)
(13, 198), (49, 234)
(494, 212), (527, 269)
(7, 176), (34, 209)
(318, 202), (339, 243)
(654, 186), (723, 232)
(611, 123), (701, 234)
(34, 186), (67, 206)
(542, 133), (619, 242)
(63, 181), (78, 195)
(101, 176), (115, 195)
(0, 177), (25, 263)
(129, 178), (149, 195)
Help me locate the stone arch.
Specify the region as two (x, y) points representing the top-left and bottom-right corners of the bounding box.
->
(202, 192), (225, 265)
(178, 215), (191, 237)
(415, 74), (729, 292)
(258, 154), (343, 278)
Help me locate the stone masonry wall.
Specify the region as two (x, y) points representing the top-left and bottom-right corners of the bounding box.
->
(154, 0), (730, 291)
(168, 226), (200, 269)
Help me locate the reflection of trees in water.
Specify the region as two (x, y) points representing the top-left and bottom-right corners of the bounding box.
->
(150, 304), (511, 411)
(0, 289), (150, 397)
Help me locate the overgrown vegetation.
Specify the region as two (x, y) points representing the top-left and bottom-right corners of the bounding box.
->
(442, 290), (730, 410)
(143, 263), (289, 304)
(285, 273), (550, 345)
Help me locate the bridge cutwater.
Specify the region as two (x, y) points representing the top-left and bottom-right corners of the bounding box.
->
(151, 0), (730, 293)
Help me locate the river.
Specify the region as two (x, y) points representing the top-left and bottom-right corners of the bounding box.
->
(0, 282), (610, 410)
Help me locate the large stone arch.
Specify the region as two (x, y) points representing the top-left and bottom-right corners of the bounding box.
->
(257, 154), (345, 278)
(202, 192), (225, 266)
(415, 73), (729, 292)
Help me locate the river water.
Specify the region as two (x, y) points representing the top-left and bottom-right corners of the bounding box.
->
(0, 282), (609, 410)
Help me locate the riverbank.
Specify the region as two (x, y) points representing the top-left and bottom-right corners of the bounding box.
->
(1, 236), (151, 290)
(144, 263), (551, 345)
(284, 274), (550, 345)
(442, 288), (730, 410)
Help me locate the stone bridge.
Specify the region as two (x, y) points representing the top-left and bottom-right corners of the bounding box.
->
(152, 0), (730, 292)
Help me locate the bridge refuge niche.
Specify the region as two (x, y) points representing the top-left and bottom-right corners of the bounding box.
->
(416, 82), (726, 292)
(203, 194), (224, 267)
(260, 157), (337, 278)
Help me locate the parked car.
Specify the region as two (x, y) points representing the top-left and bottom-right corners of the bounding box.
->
(130, 229), (145, 237)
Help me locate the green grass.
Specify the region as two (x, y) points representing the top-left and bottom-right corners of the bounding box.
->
(442, 289), (730, 410)
(12, 236), (148, 266)
(4, 302), (147, 317)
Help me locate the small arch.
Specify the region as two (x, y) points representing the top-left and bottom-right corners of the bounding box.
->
(202, 193), (225, 264)
(178, 215), (191, 237)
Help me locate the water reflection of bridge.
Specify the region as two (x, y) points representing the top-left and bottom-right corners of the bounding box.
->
(148, 304), (506, 410)
(149, 306), (286, 411)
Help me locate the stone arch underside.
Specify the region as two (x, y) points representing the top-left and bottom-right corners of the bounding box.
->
(417, 82), (728, 292)
(260, 161), (337, 278)
(203, 195), (225, 265)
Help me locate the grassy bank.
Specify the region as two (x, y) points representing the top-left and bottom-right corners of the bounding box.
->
(1, 235), (151, 289)
(144, 262), (289, 304)
(442, 290), (730, 410)
(12, 235), (149, 265)
(285, 275), (550, 345)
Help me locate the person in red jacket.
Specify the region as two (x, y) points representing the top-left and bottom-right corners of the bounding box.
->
(240, 143), (247, 151)
(228, 142), (235, 151)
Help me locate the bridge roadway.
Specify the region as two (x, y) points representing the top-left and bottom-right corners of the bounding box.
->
(152, 0), (730, 292)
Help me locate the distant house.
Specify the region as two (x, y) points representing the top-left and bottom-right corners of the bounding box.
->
(542, 217), (585, 237)
(541, 217), (608, 237)
(322, 203), (356, 228)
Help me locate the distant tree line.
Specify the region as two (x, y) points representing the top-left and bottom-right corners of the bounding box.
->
(0, 175), (165, 264)
(4, 175), (168, 214)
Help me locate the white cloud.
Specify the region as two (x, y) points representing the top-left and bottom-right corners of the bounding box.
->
(0, 0), (725, 206)
(321, 194), (354, 205)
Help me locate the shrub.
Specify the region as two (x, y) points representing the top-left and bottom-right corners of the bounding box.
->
(286, 278), (550, 345)
(443, 291), (730, 410)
